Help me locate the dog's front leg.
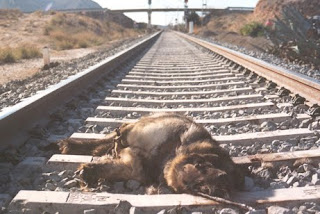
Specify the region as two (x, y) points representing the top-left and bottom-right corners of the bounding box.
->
(78, 160), (132, 187)
(79, 148), (145, 186)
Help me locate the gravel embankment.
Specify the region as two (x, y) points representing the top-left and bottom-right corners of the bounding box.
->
(196, 36), (320, 82)
(0, 35), (150, 110)
(0, 58), (134, 213)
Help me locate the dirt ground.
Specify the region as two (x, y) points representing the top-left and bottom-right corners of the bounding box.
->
(198, 30), (272, 53)
(0, 10), (143, 85)
(194, 8), (273, 53)
(0, 48), (96, 85)
(0, 11), (51, 48)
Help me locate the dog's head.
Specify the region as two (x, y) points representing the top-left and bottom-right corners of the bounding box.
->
(165, 149), (243, 198)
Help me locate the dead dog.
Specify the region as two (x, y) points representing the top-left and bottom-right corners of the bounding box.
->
(59, 113), (244, 198)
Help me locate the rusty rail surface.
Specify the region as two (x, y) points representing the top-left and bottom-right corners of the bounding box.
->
(177, 32), (320, 105)
(0, 32), (161, 150)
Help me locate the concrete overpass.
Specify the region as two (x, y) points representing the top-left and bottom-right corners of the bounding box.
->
(111, 8), (220, 13)
(57, 7), (254, 28)
(58, 7), (254, 14)
(110, 7), (254, 13)
(111, 7), (253, 28)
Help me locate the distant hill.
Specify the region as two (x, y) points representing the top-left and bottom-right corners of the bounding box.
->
(0, 0), (102, 12)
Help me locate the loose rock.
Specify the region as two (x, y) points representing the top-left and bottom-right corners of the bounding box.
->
(126, 180), (141, 191)
(83, 209), (96, 214)
(267, 206), (292, 214)
(63, 180), (78, 188)
(219, 208), (239, 214)
(114, 200), (132, 214)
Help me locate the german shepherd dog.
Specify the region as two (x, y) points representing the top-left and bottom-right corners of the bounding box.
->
(59, 113), (244, 198)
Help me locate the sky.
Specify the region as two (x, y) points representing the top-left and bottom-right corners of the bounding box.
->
(93, 0), (259, 26)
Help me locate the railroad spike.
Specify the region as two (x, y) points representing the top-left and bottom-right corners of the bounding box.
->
(266, 81), (277, 89)
(237, 66), (245, 72)
(243, 69), (251, 75)
(248, 72), (258, 80)
(291, 94), (306, 106)
(232, 64), (238, 69)
(307, 104), (320, 117)
(255, 76), (266, 84)
(277, 87), (291, 97)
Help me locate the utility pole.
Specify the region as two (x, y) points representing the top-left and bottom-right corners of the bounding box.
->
(184, 0), (188, 29)
(202, 0), (207, 27)
(148, 0), (152, 30)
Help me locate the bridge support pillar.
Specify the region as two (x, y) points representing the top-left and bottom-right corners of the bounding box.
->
(148, 11), (152, 29)
(189, 21), (194, 34)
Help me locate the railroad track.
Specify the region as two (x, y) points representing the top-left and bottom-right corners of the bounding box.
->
(1, 31), (320, 213)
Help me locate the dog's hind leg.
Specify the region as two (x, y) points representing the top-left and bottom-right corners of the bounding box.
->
(58, 136), (116, 156)
(58, 122), (135, 156)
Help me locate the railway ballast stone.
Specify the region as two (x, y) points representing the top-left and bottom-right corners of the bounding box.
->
(245, 210), (266, 214)
(311, 173), (320, 185)
(260, 121), (277, 131)
(63, 179), (78, 188)
(267, 206), (293, 214)
(0, 194), (11, 210)
(219, 208), (239, 214)
(113, 182), (126, 193)
(125, 180), (140, 191)
(45, 183), (55, 191)
(299, 119), (312, 128)
(114, 200), (132, 214)
(83, 209), (97, 214)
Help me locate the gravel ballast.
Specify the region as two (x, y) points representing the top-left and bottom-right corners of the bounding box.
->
(196, 35), (320, 82)
(1, 32), (320, 213)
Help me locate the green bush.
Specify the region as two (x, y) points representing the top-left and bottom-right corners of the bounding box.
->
(240, 22), (265, 37)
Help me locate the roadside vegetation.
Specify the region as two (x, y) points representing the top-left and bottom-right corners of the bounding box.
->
(240, 22), (266, 37)
(44, 13), (137, 50)
(0, 45), (42, 64)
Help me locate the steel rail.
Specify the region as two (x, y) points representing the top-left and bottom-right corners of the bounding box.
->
(177, 32), (320, 105)
(0, 32), (161, 150)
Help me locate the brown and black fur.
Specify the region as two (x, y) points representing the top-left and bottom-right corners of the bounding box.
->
(59, 113), (244, 198)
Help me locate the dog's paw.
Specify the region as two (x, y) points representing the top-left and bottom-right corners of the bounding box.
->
(77, 164), (100, 187)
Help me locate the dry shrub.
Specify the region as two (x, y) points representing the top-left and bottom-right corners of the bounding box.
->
(17, 45), (42, 59)
(44, 13), (141, 50)
(50, 13), (66, 26)
(0, 48), (17, 64)
(51, 30), (103, 50)
(50, 31), (77, 50)
(32, 11), (44, 18)
(0, 9), (23, 20)
(43, 26), (53, 35)
(0, 45), (42, 64)
(74, 32), (103, 46)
